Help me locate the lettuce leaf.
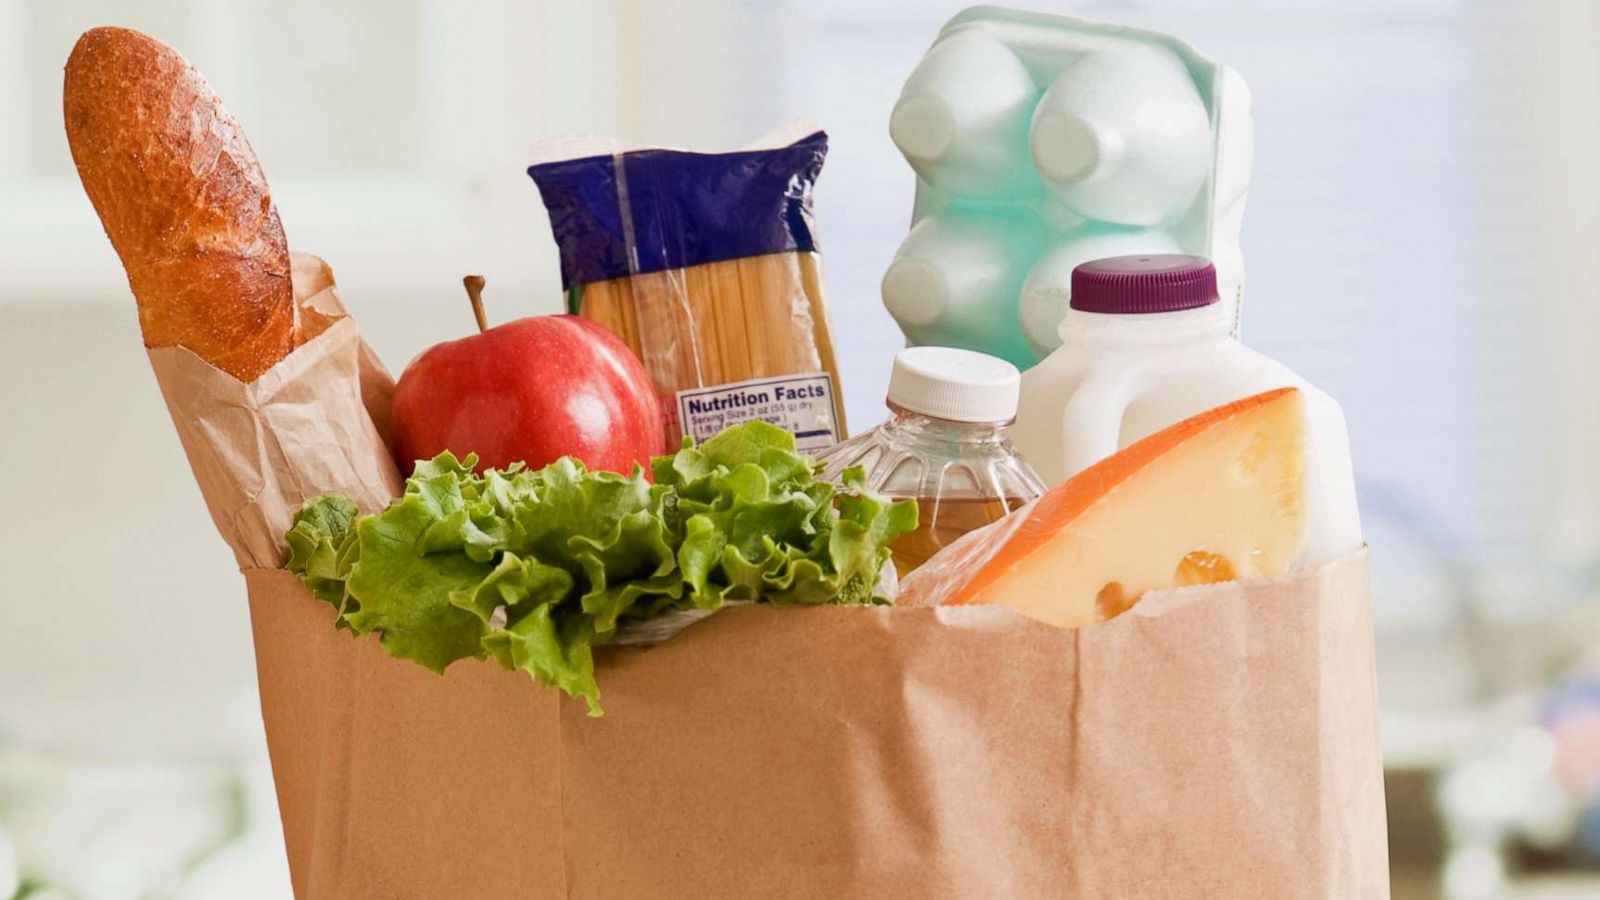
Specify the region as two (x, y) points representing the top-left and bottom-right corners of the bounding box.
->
(285, 421), (916, 714)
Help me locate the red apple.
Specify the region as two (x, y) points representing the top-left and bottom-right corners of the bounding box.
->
(391, 279), (663, 476)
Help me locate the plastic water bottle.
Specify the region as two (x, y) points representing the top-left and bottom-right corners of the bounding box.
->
(819, 347), (1045, 576)
(1011, 255), (1361, 567)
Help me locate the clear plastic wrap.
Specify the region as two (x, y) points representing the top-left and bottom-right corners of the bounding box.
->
(528, 128), (846, 450)
(893, 493), (1039, 608)
(897, 387), (1310, 624)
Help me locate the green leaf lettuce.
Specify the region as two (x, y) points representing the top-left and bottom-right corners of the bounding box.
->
(285, 421), (916, 714)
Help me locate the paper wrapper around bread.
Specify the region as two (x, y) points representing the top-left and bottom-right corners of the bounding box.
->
(146, 256), (1388, 899)
(146, 253), (402, 567)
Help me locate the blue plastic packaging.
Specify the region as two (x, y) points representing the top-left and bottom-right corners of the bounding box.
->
(525, 129), (847, 450)
(528, 132), (826, 293)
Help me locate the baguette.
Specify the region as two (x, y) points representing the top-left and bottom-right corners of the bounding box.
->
(64, 26), (296, 381)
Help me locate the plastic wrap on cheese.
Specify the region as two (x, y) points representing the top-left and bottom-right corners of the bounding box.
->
(897, 388), (1309, 626)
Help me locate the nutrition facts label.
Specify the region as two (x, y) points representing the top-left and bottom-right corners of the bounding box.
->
(675, 373), (840, 451)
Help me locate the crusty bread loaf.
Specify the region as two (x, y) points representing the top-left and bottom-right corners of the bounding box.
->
(64, 26), (296, 382)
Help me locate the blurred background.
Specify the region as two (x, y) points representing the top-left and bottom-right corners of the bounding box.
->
(2, 0), (1598, 897)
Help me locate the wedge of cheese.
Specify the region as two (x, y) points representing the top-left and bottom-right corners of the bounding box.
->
(904, 387), (1308, 626)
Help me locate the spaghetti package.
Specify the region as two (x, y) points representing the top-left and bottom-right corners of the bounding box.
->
(528, 129), (846, 449)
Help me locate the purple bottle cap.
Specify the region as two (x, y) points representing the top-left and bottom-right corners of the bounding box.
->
(1070, 254), (1219, 314)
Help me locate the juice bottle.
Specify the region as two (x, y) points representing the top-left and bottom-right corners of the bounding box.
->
(818, 347), (1044, 576)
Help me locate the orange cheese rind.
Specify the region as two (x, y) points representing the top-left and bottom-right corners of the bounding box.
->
(897, 387), (1309, 626)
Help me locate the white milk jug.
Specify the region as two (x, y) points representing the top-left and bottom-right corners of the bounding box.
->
(1012, 255), (1362, 567)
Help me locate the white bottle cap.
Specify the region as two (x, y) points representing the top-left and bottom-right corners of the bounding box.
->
(887, 346), (1021, 423)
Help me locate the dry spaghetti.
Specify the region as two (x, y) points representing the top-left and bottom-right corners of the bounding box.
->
(529, 131), (846, 450)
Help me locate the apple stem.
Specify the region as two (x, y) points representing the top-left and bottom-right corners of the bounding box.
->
(463, 275), (489, 333)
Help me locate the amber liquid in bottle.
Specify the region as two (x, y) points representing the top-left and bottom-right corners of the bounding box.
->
(886, 495), (1028, 577)
(818, 402), (1045, 579)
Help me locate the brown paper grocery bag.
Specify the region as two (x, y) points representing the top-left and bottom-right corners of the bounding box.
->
(146, 253), (401, 569)
(242, 551), (1385, 900)
(144, 258), (1388, 899)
